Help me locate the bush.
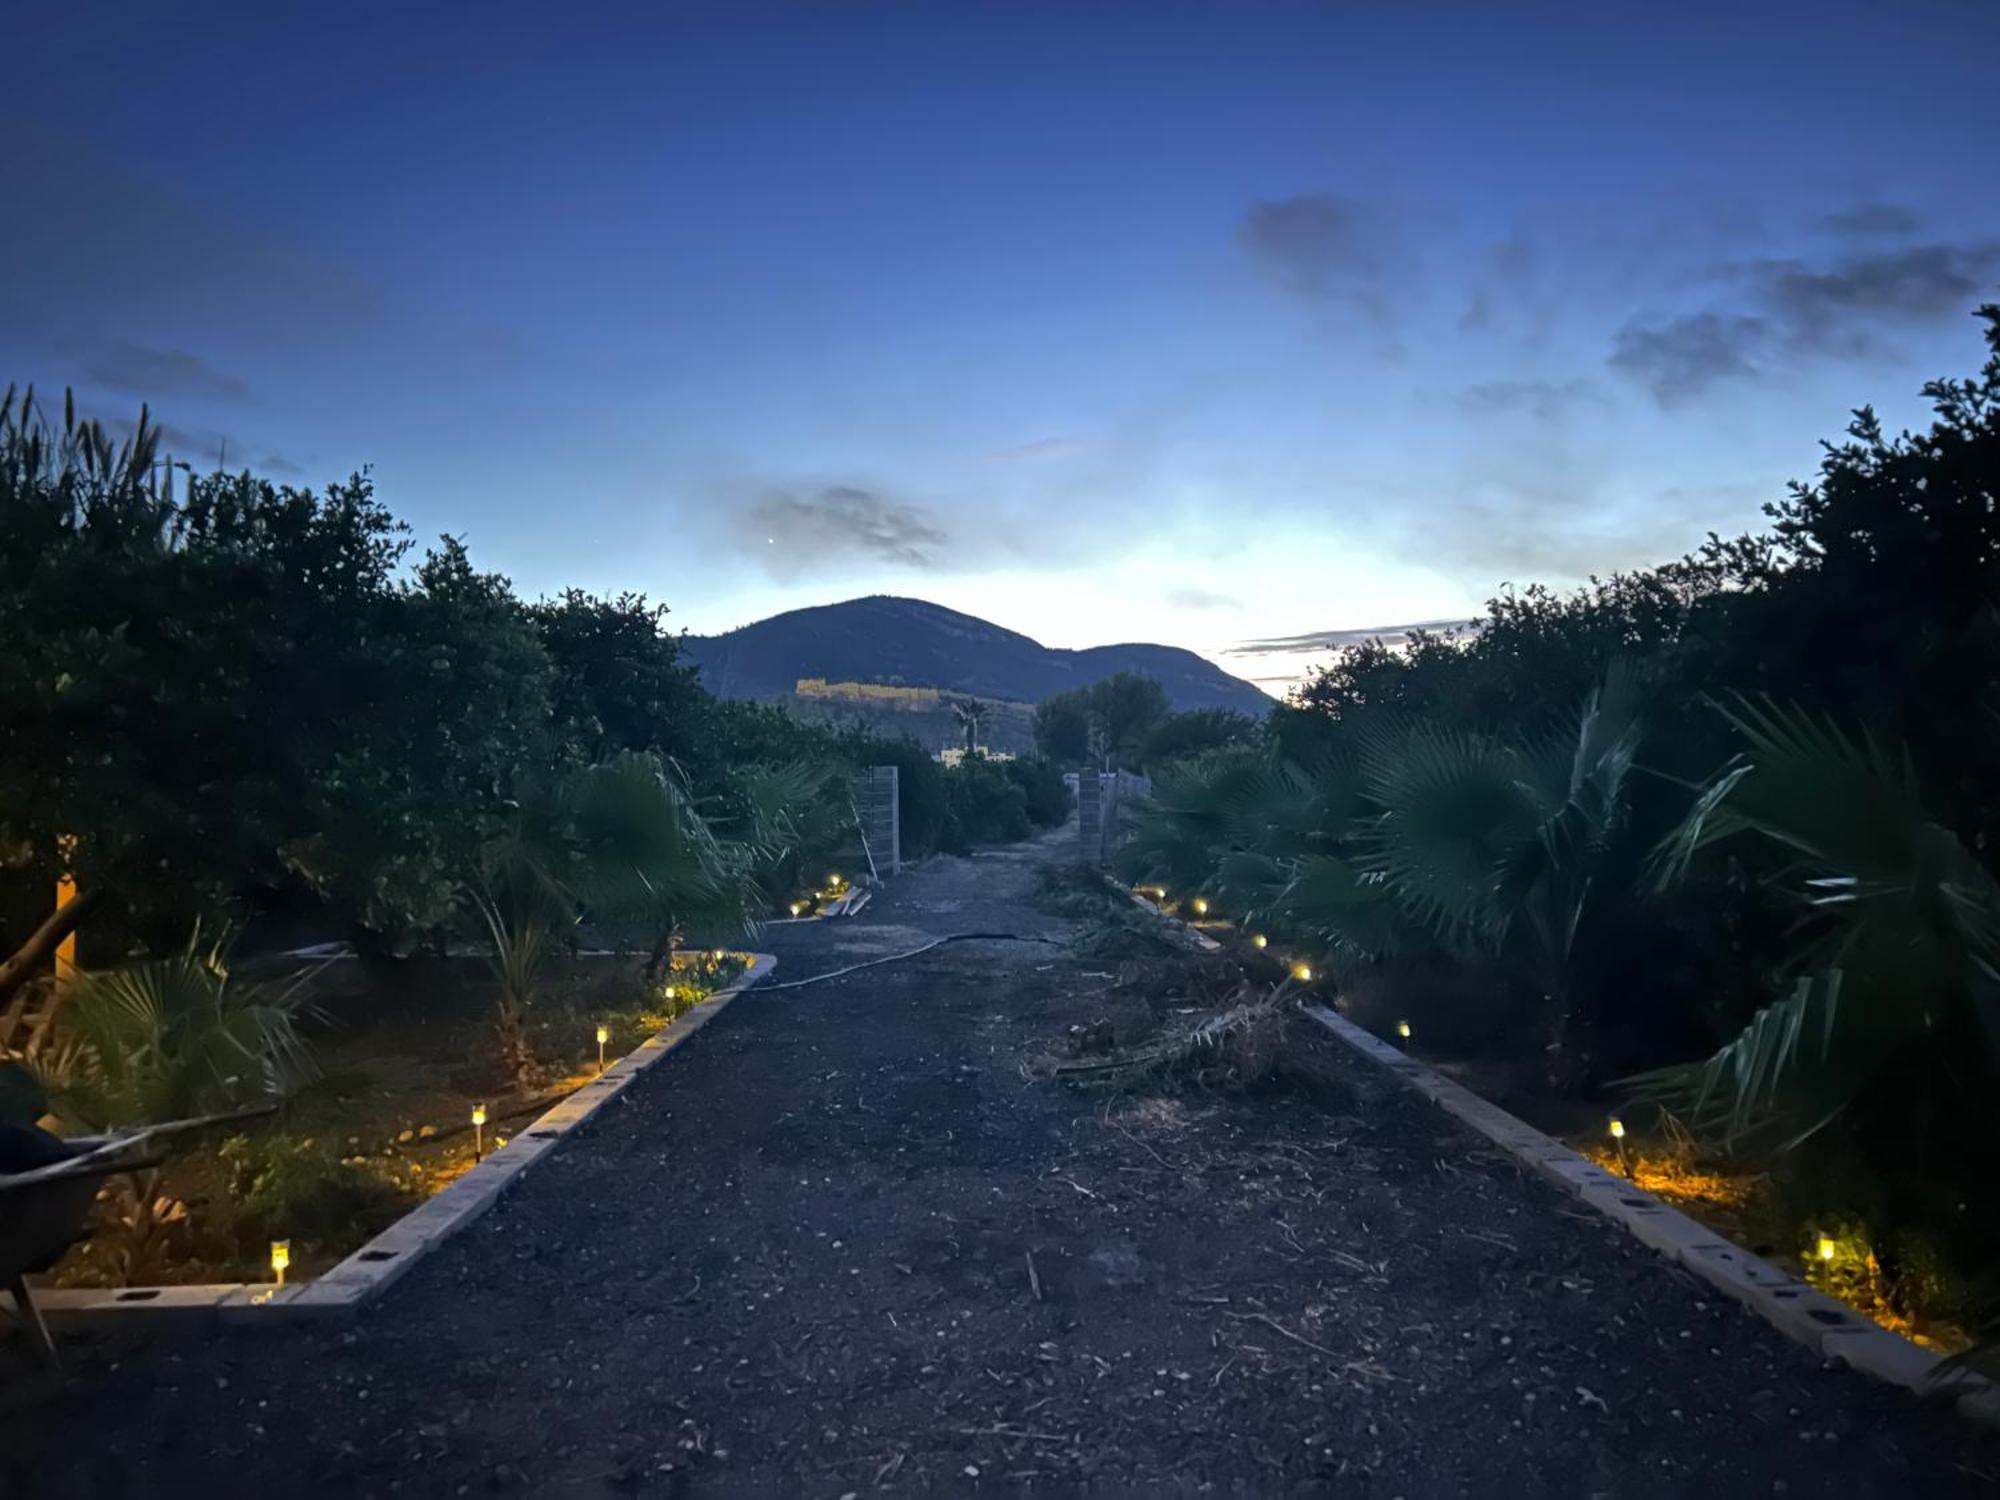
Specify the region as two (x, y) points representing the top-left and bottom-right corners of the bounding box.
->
(850, 733), (949, 858)
(940, 755), (1031, 850)
(219, 1132), (408, 1243)
(1006, 756), (1072, 829)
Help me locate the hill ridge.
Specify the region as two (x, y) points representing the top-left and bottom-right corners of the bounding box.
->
(683, 595), (1271, 718)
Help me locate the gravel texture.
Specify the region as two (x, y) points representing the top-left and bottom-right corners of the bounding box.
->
(2, 828), (1995, 1496)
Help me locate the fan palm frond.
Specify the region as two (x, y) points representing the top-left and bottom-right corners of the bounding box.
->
(51, 931), (318, 1130)
(1639, 701), (2000, 1137)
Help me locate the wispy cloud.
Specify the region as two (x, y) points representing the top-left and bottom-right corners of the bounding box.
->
(1609, 240), (2000, 404)
(1608, 313), (1769, 405)
(1167, 586), (1240, 612)
(1238, 193), (1403, 327)
(738, 484), (953, 576)
(1227, 618), (1475, 657)
(1749, 242), (2000, 353)
(987, 434), (1093, 463)
(1820, 203), (1920, 238)
(1455, 378), (1604, 422)
(83, 342), (249, 401)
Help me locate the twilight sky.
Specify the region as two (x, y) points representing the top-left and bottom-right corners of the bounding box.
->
(9, 1), (2000, 694)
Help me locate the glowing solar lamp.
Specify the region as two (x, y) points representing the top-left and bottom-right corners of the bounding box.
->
(472, 1102), (488, 1163)
(270, 1239), (291, 1288)
(1292, 962), (1313, 983)
(1192, 897), (1209, 916)
(789, 901), (804, 917)
(1396, 1019), (1413, 1044)
(596, 1023), (610, 1073)
(1252, 933), (1268, 949)
(1817, 1234), (1837, 1264)
(1609, 1116), (1630, 1172)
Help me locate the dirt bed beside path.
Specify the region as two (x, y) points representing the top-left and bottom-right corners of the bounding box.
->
(3, 827), (1995, 1496)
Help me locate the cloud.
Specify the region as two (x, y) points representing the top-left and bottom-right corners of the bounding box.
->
(1751, 242), (2000, 352)
(1456, 378), (1603, 422)
(987, 435), (1092, 463)
(737, 484), (953, 576)
(0, 128), (376, 345)
(1608, 313), (1769, 405)
(1227, 618), (1475, 657)
(1238, 194), (1400, 324)
(1821, 203), (1920, 238)
(1166, 586), (1240, 612)
(82, 342), (248, 401)
(1610, 241), (2000, 403)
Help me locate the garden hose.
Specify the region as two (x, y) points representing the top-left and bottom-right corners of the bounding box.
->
(755, 932), (1059, 992)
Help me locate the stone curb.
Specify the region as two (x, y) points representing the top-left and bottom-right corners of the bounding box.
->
(38, 953), (778, 1332)
(1118, 885), (1222, 952)
(1292, 1000), (1996, 1425)
(1106, 875), (1994, 1425)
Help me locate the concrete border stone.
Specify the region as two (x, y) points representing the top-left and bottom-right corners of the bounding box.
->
(37, 952), (777, 1332)
(1109, 877), (1995, 1423)
(1289, 994), (1999, 1421)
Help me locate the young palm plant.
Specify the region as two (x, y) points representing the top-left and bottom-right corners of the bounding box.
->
(1120, 675), (1643, 1087)
(470, 772), (584, 1083)
(1630, 698), (2000, 1338)
(42, 931), (317, 1279)
(733, 758), (858, 909)
(1631, 699), (2000, 1147)
(570, 751), (757, 980)
(1356, 672), (1642, 1086)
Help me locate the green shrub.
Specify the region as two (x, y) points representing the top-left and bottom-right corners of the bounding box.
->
(941, 755), (1031, 850)
(1006, 756), (1072, 828)
(219, 1132), (408, 1243)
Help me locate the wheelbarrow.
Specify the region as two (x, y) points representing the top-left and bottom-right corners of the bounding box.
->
(0, 1108), (275, 1365)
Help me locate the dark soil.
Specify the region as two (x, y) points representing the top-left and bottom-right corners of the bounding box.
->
(2, 829), (1994, 1496)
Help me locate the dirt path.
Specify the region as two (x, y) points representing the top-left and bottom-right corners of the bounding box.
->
(3, 830), (1993, 1496)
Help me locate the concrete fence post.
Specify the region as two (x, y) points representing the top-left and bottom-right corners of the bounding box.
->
(1076, 768), (1105, 865)
(861, 765), (901, 877)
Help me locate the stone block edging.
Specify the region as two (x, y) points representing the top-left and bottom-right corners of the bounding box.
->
(1106, 875), (1994, 1424)
(36, 952), (778, 1332)
(1295, 998), (1997, 1424)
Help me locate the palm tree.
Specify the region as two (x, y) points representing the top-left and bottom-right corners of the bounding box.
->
(571, 752), (757, 978)
(733, 758), (859, 906)
(1119, 675), (1644, 1086)
(38, 932), (317, 1280)
(1627, 699), (2000, 1325)
(1631, 699), (2000, 1145)
(47, 933), (317, 1130)
(1356, 673), (1641, 1084)
(466, 752), (755, 1081)
(950, 697), (988, 757)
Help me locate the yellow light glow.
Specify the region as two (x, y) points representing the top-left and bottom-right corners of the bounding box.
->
(596, 1024), (609, 1045)
(1252, 934), (1267, 949)
(1293, 963), (1313, 983)
(829, 873), (843, 886)
(1608, 1117), (1626, 1140)
(1817, 1235), (1837, 1263)
(1192, 898), (1209, 915)
(713, 949), (725, 961)
(789, 902), (804, 916)
(269, 1239), (290, 1281)
(471, 1103), (487, 1128)
(1396, 1020), (1412, 1040)
(663, 986), (676, 1000)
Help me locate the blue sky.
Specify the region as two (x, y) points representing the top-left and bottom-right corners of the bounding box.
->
(9, 1), (2000, 692)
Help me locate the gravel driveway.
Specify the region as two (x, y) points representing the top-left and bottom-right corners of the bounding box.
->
(2, 828), (1993, 1496)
